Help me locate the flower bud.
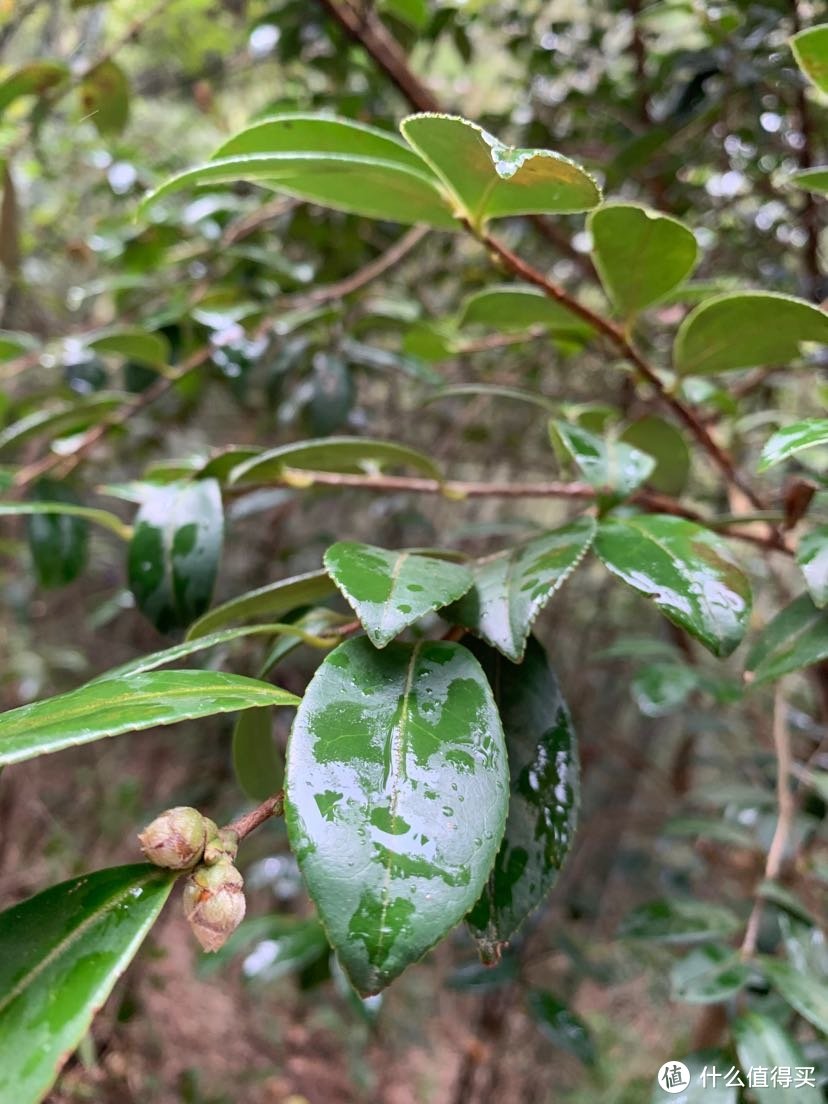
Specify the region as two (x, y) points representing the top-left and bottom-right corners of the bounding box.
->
(138, 806), (208, 870)
(182, 860), (246, 952)
(203, 826), (239, 866)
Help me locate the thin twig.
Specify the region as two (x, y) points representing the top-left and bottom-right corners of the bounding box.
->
(225, 791), (284, 841)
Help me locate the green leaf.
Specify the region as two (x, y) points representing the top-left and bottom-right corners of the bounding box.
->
(323, 542), (473, 647)
(588, 203), (698, 318)
(79, 59), (129, 136)
(285, 636), (509, 994)
(128, 479), (223, 633)
(757, 418), (828, 472)
(466, 637), (578, 959)
(232, 707), (283, 802)
(230, 436), (444, 485)
(594, 515), (751, 657)
(759, 957), (828, 1040)
(0, 864), (173, 1104)
(87, 329), (170, 367)
(200, 914), (328, 982)
(746, 593), (828, 683)
(186, 570), (337, 640)
(24, 480), (89, 589)
(733, 1012), (821, 1104)
(380, 0), (429, 29)
(400, 114), (600, 229)
(620, 416), (691, 496)
(0, 60), (69, 116)
(620, 899), (741, 944)
(670, 945), (750, 1004)
(141, 114), (455, 229)
(552, 420), (656, 504)
(0, 499), (131, 540)
(0, 329), (37, 360)
(0, 392), (125, 453)
(632, 662), (698, 716)
(446, 517), (596, 661)
(420, 384), (558, 414)
(798, 526), (828, 608)
(0, 670), (299, 767)
(526, 990), (596, 1067)
(198, 446), (262, 480)
(790, 166), (828, 195)
(457, 285), (592, 337)
(791, 24), (828, 92)
(673, 292), (828, 376)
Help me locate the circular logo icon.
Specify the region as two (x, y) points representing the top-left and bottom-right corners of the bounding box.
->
(657, 1061), (691, 1095)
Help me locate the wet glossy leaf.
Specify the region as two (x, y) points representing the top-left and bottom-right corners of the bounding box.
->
(0, 60), (69, 116)
(791, 24), (828, 92)
(798, 526), (828, 608)
(25, 481), (88, 589)
(230, 436), (444, 485)
(141, 114), (455, 229)
(632, 662), (698, 717)
(232, 707), (283, 802)
(0, 500), (131, 541)
(674, 292), (828, 376)
(620, 416), (691, 496)
(0, 864), (174, 1104)
(285, 636), (509, 994)
(757, 418), (828, 472)
(79, 59), (129, 137)
(0, 670), (299, 766)
(400, 114), (600, 228)
(734, 1012), (822, 1103)
(128, 479), (223, 633)
(552, 420), (655, 504)
(670, 945), (750, 1004)
(620, 899), (741, 944)
(447, 518), (596, 661)
(201, 914), (329, 983)
(87, 329), (170, 366)
(588, 204), (698, 318)
(759, 956), (828, 1034)
(187, 570), (337, 640)
(526, 990), (596, 1067)
(457, 285), (592, 337)
(746, 593), (828, 683)
(324, 542), (473, 647)
(790, 166), (828, 195)
(0, 392), (125, 453)
(466, 638), (578, 960)
(594, 515), (751, 658)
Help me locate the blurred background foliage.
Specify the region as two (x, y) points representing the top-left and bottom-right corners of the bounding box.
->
(0, 0), (825, 1101)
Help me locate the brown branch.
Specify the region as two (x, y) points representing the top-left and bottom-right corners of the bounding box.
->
(225, 791), (284, 841)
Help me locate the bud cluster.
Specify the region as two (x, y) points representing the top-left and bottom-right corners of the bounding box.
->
(182, 860), (246, 952)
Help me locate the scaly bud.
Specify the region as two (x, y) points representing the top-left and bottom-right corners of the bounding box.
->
(138, 806), (208, 870)
(203, 826), (239, 866)
(182, 860), (246, 952)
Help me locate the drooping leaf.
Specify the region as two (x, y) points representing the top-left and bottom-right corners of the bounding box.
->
(285, 636), (509, 994)
(588, 203), (698, 318)
(186, 570), (337, 640)
(400, 114), (600, 228)
(127, 479), (224, 633)
(0, 392), (126, 453)
(733, 1012), (822, 1104)
(790, 166), (828, 195)
(457, 285), (592, 337)
(466, 637), (578, 960)
(551, 420), (656, 504)
(0, 865), (174, 1104)
(526, 990), (596, 1067)
(620, 416), (691, 496)
(0, 500), (131, 540)
(230, 436), (444, 485)
(141, 114), (455, 229)
(323, 541), (473, 647)
(798, 526), (828, 608)
(24, 480), (89, 589)
(79, 59), (130, 137)
(746, 593), (828, 683)
(673, 292), (828, 376)
(0, 60), (69, 116)
(0, 670), (299, 767)
(670, 945), (750, 1004)
(447, 517), (596, 661)
(757, 418), (828, 472)
(791, 24), (828, 92)
(232, 707), (283, 802)
(594, 515), (751, 657)
(631, 662), (699, 717)
(87, 329), (170, 366)
(620, 899), (741, 944)
(758, 957), (828, 1033)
